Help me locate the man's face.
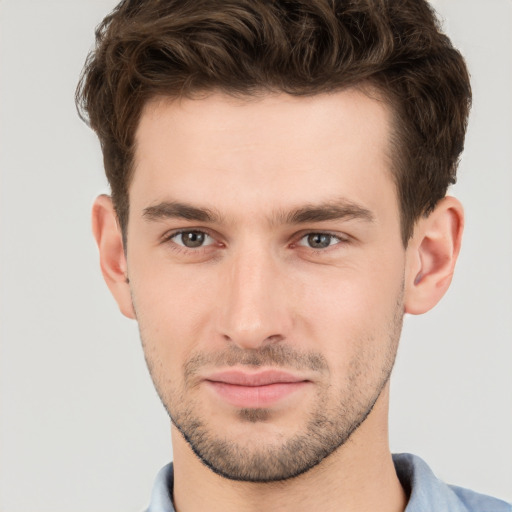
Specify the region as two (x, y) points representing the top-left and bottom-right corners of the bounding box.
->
(126, 90), (407, 481)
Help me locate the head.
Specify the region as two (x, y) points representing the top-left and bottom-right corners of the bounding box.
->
(79, 0), (470, 483)
(77, 0), (471, 246)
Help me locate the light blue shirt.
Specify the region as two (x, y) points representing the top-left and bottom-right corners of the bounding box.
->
(146, 453), (511, 512)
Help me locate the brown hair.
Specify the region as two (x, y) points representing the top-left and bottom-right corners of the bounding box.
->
(76, 0), (471, 245)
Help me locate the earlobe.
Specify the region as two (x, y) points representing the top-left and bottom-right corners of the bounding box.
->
(404, 196), (464, 315)
(92, 195), (136, 319)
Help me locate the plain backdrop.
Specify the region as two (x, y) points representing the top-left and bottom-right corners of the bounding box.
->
(0, 1), (511, 511)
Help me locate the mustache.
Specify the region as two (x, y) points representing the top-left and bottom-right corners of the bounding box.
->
(184, 344), (328, 380)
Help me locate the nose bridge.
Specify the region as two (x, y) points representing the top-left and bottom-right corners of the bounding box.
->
(219, 242), (289, 348)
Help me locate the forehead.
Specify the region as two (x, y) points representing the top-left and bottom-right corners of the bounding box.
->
(131, 89), (397, 223)
(135, 88), (392, 157)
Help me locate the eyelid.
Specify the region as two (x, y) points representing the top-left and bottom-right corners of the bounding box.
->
(294, 230), (350, 246)
(159, 227), (351, 253)
(162, 228), (217, 247)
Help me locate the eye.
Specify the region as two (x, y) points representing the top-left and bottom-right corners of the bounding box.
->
(297, 233), (345, 249)
(170, 230), (215, 248)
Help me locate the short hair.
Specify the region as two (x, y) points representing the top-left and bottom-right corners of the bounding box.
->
(76, 0), (471, 245)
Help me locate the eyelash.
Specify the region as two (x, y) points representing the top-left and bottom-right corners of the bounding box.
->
(162, 229), (218, 253)
(294, 232), (349, 251)
(162, 229), (351, 256)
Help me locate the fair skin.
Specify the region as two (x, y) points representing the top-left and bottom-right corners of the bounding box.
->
(93, 90), (463, 512)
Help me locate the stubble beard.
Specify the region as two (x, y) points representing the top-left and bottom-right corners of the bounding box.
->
(140, 294), (404, 483)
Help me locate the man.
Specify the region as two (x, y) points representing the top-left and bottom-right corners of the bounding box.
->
(76, 1), (510, 511)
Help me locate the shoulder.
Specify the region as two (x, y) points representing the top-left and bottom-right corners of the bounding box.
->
(448, 484), (512, 512)
(393, 453), (511, 512)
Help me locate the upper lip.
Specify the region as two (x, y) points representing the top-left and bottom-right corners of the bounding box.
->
(204, 369), (308, 387)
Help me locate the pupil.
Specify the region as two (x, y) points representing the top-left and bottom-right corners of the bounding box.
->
(182, 231), (205, 248)
(308, 233), (331, 248)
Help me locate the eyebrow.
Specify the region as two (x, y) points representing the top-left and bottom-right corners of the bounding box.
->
(282, 201), (375, 225)
(143, 201), (223, 223)
(142, 199), (375, 225)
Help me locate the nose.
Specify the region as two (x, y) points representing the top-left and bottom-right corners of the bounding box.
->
(217, 246), (292, 350)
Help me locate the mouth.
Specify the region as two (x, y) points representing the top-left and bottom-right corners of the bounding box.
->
(203, 369), (311, 408)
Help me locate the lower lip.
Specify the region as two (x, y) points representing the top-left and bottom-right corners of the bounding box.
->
(206, 381), (309, 408)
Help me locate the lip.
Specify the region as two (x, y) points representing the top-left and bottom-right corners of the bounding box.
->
(206, 369), (307, 386)
(203, 369), (310, 408)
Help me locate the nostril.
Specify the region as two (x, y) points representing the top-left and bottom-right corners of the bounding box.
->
(221, 332), (284, 350)
(264, 334), (284, 344)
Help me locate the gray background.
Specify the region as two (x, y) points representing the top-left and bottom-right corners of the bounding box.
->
(1, 1), (511, 510)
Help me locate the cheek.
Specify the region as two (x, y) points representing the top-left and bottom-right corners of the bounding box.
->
(129, 239), (405, 371)
(296, 260), (404, 360)
(130, 257), (220, 358)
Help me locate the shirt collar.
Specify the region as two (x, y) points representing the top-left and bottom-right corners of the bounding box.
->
(145, 463), (175, 512)
(146, 453), (497, 512)
(393, 453), (467, 511)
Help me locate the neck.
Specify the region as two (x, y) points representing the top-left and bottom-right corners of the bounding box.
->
(171, 385), (407, 512)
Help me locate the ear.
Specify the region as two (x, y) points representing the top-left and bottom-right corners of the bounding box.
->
(92, 195), (136, 319)
(404, 196), (464, 315)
